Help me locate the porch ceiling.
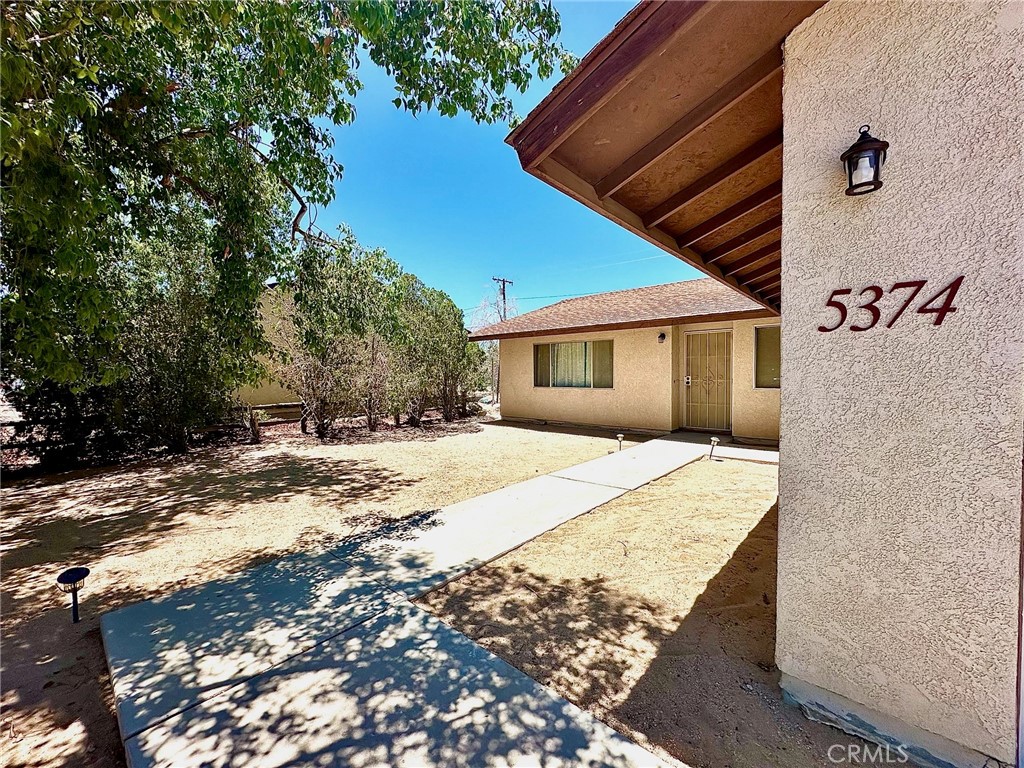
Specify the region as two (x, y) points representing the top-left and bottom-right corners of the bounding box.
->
(507, 0), (825, 314)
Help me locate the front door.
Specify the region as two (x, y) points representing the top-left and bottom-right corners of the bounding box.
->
(683, 330), (732, 431)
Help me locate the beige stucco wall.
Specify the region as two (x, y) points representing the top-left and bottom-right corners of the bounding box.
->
(778, 1), (1023, 762)
(500, 317), (782, 439)
(499, 327), (675, 432)
(731, 318), (781, 441)
(670, 317), (781, 440)
(237, 379), (297, 407)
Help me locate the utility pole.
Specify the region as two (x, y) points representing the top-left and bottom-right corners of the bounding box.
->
(492, 277), (513, 322)
(491, 277), (513, 407)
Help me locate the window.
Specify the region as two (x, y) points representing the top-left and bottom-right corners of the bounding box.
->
(754, 325), (781, 388)
(534, 340), (613, 388)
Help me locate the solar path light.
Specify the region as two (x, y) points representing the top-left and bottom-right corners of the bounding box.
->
(617, 434), (624, 451)
(709, 436), (720, 460)
(57, 567), (90, 624)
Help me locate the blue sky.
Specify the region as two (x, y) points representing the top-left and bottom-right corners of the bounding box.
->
(318, 1), (702, 319)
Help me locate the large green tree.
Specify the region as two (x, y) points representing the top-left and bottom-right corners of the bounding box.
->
(1, 0), (575, 392)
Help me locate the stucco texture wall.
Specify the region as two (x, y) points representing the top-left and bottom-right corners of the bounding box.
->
(732, 319), (781, 441)
(499, 327), (675, 432)
(778, 0), (1023, 762)
(672, 318), (781, 440)
(237, 379), (297, 407)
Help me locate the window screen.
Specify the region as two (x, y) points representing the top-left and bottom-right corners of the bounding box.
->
(591, 340), (613, 388)
(534, 344), (550, 387)
(533, 341), (613, 388)
(754, 326), (781, 388)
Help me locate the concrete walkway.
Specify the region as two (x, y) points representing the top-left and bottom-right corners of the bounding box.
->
(103, 433), (773, 767)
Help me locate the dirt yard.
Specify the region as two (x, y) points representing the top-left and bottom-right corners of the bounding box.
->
(420, 459), (873, 768)
(0, 419), (643, 768)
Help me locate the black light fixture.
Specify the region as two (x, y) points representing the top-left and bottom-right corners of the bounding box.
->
(657, 332), (666, 343)
(841, 125), (889, 196)
(57, 567), (90, 623)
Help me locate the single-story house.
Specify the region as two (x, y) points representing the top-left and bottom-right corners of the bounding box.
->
(500, 1), (1022, 767)
(470, 278), (781, 441)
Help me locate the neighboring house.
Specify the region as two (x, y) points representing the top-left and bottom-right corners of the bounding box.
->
(470, 278), (781, 441)
(502, 2), (1022, 768)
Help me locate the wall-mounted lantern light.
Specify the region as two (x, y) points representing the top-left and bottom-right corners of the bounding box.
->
(841, 125), (888, 196)
(57, 567), (89, 623)
(657, 332), (666, 343)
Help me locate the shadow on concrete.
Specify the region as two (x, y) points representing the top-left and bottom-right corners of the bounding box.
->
(422, 500), (880, 768)
(125, 601), (663, 768)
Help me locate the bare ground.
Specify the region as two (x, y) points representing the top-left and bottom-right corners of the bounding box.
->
(419, 459), (876, 768)
(0, 419), (643, 768)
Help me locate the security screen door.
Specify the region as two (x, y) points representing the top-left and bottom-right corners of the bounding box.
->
(684, 330), (732, 431)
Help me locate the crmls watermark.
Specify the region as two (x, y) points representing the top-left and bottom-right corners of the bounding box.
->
(827, 743), (910, 764)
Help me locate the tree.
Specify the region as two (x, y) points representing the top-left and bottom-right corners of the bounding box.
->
(268, 229), (402, 438)
(5, 210), (245, 463)
(1, 0), (576, 450)
(470, 283), (520, 402)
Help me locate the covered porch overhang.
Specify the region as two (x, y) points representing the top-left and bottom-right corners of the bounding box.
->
(507, 0), (826, 314)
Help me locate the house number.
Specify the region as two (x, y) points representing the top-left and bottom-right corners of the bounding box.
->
(817, 276), (964, 332)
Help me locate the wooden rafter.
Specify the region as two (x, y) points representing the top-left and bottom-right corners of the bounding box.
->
(738, 261), (780, 282)
(676, 181), (782, 248)
(513, 1), (709, 170)
(703, 214), (782, 263)
(642, 129), (783, 228)
(720, 241), (781, 276)
(595, 48), (782, 198)
(751, 275), (781, 293)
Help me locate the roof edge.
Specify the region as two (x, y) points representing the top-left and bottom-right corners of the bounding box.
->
(505, 0), (653, 148)
(469, 308), (775, 341)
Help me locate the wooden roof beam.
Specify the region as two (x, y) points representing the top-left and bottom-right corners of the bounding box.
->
(676, 181), (782, 248)
(739, 261), (781, 283)
(750, 275), (781, 293)
(720, 241), (781, 276)
(514, 1), (710, 170)
(642, 129), (783, 228)
(703, 214), (782, 264)
(595, 48), (782, 199)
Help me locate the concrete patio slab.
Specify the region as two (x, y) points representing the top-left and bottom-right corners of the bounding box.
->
(329, 474), (627, 597)
(102, 551), (402, 739)
(125, 601), (673, 768)
(550, 437), (706, 490)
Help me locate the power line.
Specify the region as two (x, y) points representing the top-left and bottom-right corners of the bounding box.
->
(514, 290), (599, 301)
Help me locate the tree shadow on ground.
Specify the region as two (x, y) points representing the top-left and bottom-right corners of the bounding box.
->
(1, 451), (414, 577)
(0, 509), (450, 768)
(118, 596), (661, 768)
(1, 547), (278, 768)
(421, 564), (673, 720)
(423, 501), (883, 768)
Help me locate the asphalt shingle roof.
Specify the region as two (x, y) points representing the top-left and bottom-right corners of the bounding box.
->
(469, 278), (768, 340)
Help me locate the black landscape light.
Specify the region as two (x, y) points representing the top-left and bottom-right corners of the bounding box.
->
(57, 567), (90, 624)
(841, 125), (889, 196)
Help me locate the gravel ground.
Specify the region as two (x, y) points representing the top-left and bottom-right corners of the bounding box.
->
(419, 458), (880, 768)
(0, 418), (643, 768)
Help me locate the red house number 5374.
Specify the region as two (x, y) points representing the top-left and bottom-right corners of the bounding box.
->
(817, 276), (964, 332)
